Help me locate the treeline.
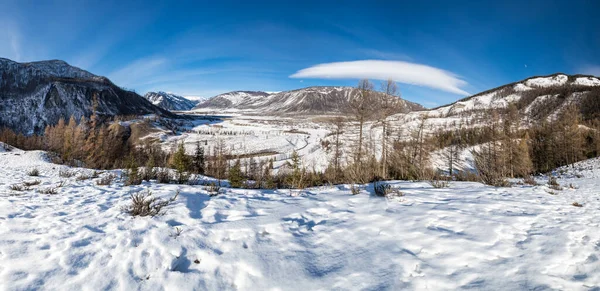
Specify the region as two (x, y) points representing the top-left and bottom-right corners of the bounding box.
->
(2, 79), (600, 189)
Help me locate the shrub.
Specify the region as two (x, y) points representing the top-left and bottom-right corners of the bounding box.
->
(59, 169), (75, 178)
(572, 202), (583, 207)
(124, 169), (143, 186)
(9, 184), (27, 191)
(96, 173), (116, 186)
(156, 168), (171, 184)
(350, 184), (360, 195)
(76, 174), (92, 181)
(373, 181), (403, 197)
(38, 187), (58, 194)
(548, 176), (562, 190)
(429, 178), (449, 188)
(27, 168), (40, 176)
(523, 176), (537, 186)
(123, 189), (179, 217)
(23, 180), (41, 187)
(206, 182), (221, 196)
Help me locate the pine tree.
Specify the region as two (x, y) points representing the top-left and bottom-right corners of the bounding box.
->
(192, 141), (205, 174)
(125, 153), (141, 185)
(171, 142), (191, 184)
(228, 159), (244, 188)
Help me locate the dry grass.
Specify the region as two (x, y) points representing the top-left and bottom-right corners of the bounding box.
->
(96, 174), (116, 186)
(23, 180), (41, 187)
(38, 187), (58, 195)
(27, 168), (40, 176)
(123, 189), (179, 217)
(429, 178), (450, 188)
(572, 202), (583, 207)
(59, 169), (75, 178)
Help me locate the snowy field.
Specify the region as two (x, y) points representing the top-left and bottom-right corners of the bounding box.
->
(1, 150), (600, 290)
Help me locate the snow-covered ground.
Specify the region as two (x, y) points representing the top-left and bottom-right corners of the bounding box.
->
(1, 149), (600, 290)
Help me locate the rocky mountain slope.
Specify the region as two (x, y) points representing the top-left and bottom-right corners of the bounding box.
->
(0, 58), (173, 134)
(144, 91), (198, 111)
(194, 86), (425, 115)
(391, 73), (600, 135)
(194, 91), (271, 110)
(426, 74), (600, 120)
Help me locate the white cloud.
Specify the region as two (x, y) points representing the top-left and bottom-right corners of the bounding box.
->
(290, 60), (469, 95)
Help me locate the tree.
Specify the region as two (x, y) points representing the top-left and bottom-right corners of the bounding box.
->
(228, 159), (244, 188)
(349, 79), (375, 165)
(377, 79), (404, 179)
(326, 117), (345, 183)
(286, 150), (305, 188)
(192, 141), (205, 174)
(170, 142), (191, 184)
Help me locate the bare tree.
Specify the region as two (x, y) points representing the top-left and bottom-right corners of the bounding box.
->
(376, 79), (404, 179)
(349, 79), (375, 166)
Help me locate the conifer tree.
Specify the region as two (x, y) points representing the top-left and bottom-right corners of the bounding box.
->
(171, 142), (191, 184)
(192, 141), (205, 174)
(228, 159), (244, 188)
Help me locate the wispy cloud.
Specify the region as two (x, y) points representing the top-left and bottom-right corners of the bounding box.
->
(290, 60), (469, 95)
(108, 57), (168, 88)
(0, 20), (22, 61)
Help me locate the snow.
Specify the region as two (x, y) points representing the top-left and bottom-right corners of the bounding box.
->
(573, 76), (600, 86)
(525, 74), (568, 87)
(514, 83), (533, 91)
(2, 150), (600, 290)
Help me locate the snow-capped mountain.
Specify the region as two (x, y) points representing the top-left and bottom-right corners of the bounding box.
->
(194, 91), (271, 109)
(0, 58), (172, 134)
(425, 74), (600, 120)
(144, 91), (198, 111)
(390, 73), (600, 136)
(194, 87), (424, 115)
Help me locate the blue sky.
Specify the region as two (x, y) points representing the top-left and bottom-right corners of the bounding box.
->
(1, 0), (598, 107)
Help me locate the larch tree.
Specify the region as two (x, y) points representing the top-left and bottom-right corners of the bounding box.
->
(349, 79), (375, 166)
(377, 79), (404, 179)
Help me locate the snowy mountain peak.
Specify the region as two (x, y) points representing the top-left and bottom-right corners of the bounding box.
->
(144, 91), (198, 111)
(194, 86), (424, 115)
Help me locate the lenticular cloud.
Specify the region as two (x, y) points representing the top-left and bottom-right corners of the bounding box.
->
(290, 60), (470, 95)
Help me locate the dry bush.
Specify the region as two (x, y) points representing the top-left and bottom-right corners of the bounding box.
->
(350, 184), (360, 195)
(123, 189), (179, 217)
(9, 184), (28, 191)
(523, 176), (537, 186)
(572, 202), (583, 207)
(38, 187), (58, 195)
(548, 176), (562, 190)
(205, 182), (221, 197)
(373, 181), (403, 197)
(96, 173), (116, 186)
(59, 169), (75, 178)
(156, 168), (171, 184)
(454, 171), (480, 182)
(568, 183), (578, 189)
(27, 168), (40, 176)
(123, 170), (143, 186)
(428, 177), (450, 188)
(23, 180), (41, 187)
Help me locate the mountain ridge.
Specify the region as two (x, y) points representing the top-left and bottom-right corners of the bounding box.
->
(0, 58), (173, 134)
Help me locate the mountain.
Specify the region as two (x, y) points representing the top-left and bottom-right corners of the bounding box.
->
(144, 91), (198, 111)
(194, 87), (424, 115)
(194, 91), (271, 109)
(424, 73), (600, 121)
(0, 58), (173, 134)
